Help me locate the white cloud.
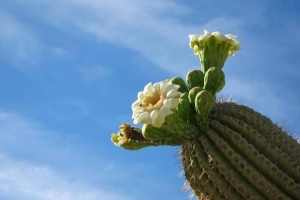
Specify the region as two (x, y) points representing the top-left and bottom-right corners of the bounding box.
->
(4, 0), (299, 121)
(0, 111), (133, 199)
(2, 1), (299, 198)
(64, 1), (242, 75)
(23, 0), (297, 133)
(0, 110), (187, 200)
(9, 0), (242, 75)
(0, 154), (132, 200)
(4, 0), (300, 77)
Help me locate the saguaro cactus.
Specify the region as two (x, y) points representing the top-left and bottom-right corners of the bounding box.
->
(111, 30), (300, 200)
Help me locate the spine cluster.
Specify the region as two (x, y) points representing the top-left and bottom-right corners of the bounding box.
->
(182, 102), (300, 200)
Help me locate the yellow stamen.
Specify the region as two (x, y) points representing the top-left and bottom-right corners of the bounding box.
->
(141, 92), (164, 111)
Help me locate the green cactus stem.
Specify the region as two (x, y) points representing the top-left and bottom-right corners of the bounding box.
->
(182, 138), (245, 199)
(186, 70), (205, 89)
(194, 90), (215, 131)
(171, 77), (189, 93)
(176, 92), (195, 123)
(213, 102), (300, 165)
(189, 30), (240, 72)
(111, 123), (168, 150)
(203, 67), (225, 95)
(113, 103), (300, 199)
(111, 31), (300, 200)
(188, 87), (203, 105)
(182, 102), (300, 200)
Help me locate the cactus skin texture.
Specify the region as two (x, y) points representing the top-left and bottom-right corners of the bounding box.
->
(186, 70), (205, 89)
(182, 102), (300, 200)
(194, 90), (215, 131)
(111, 32), (300, 200)
(204, 67), (225, 95)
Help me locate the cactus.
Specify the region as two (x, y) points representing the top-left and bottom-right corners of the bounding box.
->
(203, 67), (225, 95)
(186, 70), (205, 89)
(111, 30), (300, 199)
(182, 103), (300, 200)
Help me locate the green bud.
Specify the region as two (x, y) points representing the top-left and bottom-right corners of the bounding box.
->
(195, 90), (216, 130)
(204, 67), (225, 95)
(170, 77), (189, 93)
(188, 87), (203, 105)
(177, 92), (195, 123)
(186, 70), (204, 89)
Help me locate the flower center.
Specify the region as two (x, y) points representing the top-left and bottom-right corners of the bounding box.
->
(141, 92), (164, 111)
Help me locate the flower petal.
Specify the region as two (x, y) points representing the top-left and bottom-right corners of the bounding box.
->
(166, 89), (182, 98)
(131, 80), (182, 126)
(159, 80), (171, 91)
(159, 106), (173, 116)
(204, 30), (209, 35)
(144, 83), (153, 93)
(137, 91), (145, 100)
(134, 112), (151, 124)
(213, 32), (227, 41)
(153, 82), (160, 91)
(164, 83), (180, 93)
(225, 34), (237, 39)
(132, 107), (143, 116)
(150, 110), (159, 122)
(201, 30), (211, 40)
(163, 98), (180, 108)
(150, 110), (165, 127)
(190, 30), (241, 57)
(188, 34), (200, 41)
(131, 100), (141, 109)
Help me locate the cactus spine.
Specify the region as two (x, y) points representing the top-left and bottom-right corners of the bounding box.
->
(111, 31), (300, 199)
(182, 102), (300, 200)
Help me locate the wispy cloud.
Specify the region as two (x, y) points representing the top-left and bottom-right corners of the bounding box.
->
(0, 110), (134, 200)
(0, 153), (136, 200)
(4, 0), (299, 125)
(32, 0), (297, 132)
(8, 0), (242, 75)
(4, 0), (300, 77)
(61, 1), (242, 76)
(0, 110), (188, 200)
(1, 2), (299, 199)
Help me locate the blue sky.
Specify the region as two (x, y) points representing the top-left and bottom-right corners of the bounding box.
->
(0, 0), (300, 199)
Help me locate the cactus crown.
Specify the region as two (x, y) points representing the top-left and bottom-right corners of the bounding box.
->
(112, 30), (239, 149)
(110, 30), (300, 200)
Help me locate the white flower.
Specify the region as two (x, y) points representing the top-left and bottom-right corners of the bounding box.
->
(211, 31), (227, 41)
(132, 80), (182, 127)
(189, 30), (241, 56)
(188, 34), (200, 42)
